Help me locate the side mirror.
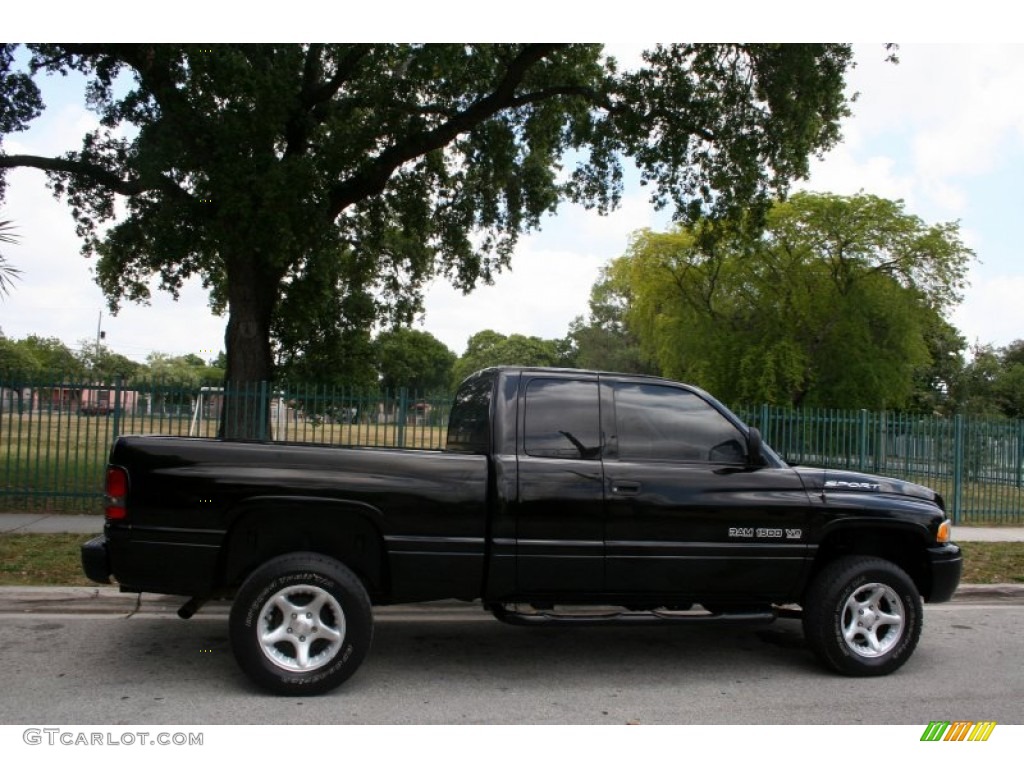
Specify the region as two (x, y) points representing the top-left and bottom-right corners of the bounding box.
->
(747, 427), (763, 468)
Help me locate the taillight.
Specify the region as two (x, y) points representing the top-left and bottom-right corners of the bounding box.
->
(105, 466), (128, 521)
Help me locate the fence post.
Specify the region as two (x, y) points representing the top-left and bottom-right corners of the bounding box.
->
(876, 410), (886, 474)
(396, 387), (408, 448)
(112, 375), (123, 441)
(760, 404), (770, 441)
(858, 409), (869, 472)
(1016, 419), (1023, 490)
(259, 381), (269, 441)
(952, 414), (964, 525)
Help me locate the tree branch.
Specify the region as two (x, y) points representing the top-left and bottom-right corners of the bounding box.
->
(303, 44), (373, 107)
(0, 153), (190, 202)
(325, 44), (566, 220)
(285, 45), (373, 160)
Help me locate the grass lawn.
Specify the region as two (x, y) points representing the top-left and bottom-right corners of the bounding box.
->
(0, 533), (96, 586)
(0, 534), (1020, 588)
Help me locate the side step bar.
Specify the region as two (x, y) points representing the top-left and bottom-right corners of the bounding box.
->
(490, 604), (779, 627)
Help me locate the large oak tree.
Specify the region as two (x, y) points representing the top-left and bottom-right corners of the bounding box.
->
(1, 43), (854, 435)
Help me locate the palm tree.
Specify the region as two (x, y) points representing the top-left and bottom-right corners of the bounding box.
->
(0, 219), (21, 297)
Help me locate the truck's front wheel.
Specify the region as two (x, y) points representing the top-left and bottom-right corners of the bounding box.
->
(229, 553), (373, 695)
(802, 556), (922, 677)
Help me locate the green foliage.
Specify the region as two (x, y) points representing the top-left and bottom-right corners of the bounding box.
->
(0, 332), (230, 385)
(8, 335), (84, 376)
(993, 340), (1024, 418)
(952, 341), (1024, 419)
(0, 334), (41, 375)
(374, 328), (455, 393)
(908, 316), (968, 415)
(138, 351), (224, 386)
(568, 259), (657, 374)
(452, 330), (573, 386)
(74, 338), (141, 380)
(616, 192), (974, 409)
(0, 43), (857, 405)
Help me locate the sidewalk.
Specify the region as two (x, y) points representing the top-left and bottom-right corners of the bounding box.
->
(2, 513), (1023, 542)
(0, 513), (104, 534)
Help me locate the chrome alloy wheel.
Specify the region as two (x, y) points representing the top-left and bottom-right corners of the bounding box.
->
(841, 582), (905, 658)
(257, 585), (347, 672)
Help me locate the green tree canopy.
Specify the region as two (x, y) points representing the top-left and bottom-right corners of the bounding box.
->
(74, 338), (141, 381)
(452, 330), (573, 386)
(140, 351), (224, 386)
(951, 341), (1024, 419)
(374, 327), (456, 393)
(0, 332), (41, 375)
(616, 192), (973, 409)
(11, 335), (84, 376)
(568, 259), (657, 375)
(1, 43), (856, 434)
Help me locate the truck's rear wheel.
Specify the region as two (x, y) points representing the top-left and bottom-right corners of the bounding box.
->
(229, 552), (372, 695)
(802, 556), (922, 676)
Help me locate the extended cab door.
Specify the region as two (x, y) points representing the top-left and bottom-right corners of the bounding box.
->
(602, 378), (812, 603)
(513, 372), (606, 595)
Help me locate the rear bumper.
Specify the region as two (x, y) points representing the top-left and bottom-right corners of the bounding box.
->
(926, 543), (963, 603)
(81, 535), (112, 585)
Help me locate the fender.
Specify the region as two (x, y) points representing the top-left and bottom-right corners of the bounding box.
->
(219, 495), (388, 597)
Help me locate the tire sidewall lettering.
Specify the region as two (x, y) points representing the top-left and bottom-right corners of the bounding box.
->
(277, 643), (356, 687)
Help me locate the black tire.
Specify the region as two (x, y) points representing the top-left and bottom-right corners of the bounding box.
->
(229, 552), (373, 696)
(802, 555), (922, 677)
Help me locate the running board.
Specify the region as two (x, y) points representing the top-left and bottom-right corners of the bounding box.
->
(490, 604), (777, 627)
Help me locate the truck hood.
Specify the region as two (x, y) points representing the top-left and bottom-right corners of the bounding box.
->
(792, 466), (942, 507)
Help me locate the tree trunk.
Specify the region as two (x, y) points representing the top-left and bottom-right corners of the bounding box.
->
(221, 257), (279, 439)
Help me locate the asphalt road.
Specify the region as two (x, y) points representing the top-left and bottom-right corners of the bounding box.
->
(0, 597), (1021, 725)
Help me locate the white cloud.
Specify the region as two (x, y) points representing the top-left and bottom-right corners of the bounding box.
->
(803, 149), (916, 205)
(422, 241), (604, 356)
(952, 273), (1024, 348)
(1, 167), (226, 362)
(420, 188), (672, 354)
(824, 45), (1024, 215)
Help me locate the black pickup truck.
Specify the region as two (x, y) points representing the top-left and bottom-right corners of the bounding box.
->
(82, 366), (962, 695)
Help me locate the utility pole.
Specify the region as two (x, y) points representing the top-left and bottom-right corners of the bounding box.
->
(95, 310), (105, 368)
(94, 310), (107, 376)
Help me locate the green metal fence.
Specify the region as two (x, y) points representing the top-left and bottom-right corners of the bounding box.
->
(1, 373), (1021, 523)
(0, 375), (452, 513)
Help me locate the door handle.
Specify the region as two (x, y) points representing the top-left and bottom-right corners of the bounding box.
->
(611, 480), (642, 495)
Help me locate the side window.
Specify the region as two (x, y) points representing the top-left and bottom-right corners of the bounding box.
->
(613, 383), (747, 464)
(524, 379), (601, 460)
(446, 372), (494, 453)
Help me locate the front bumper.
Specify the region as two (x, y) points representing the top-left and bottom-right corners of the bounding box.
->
(81, 535), (112, 585)
(926, 543), (963, 603)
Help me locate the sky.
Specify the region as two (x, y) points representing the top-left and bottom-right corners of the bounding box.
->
(1, 38), (1023, 364)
